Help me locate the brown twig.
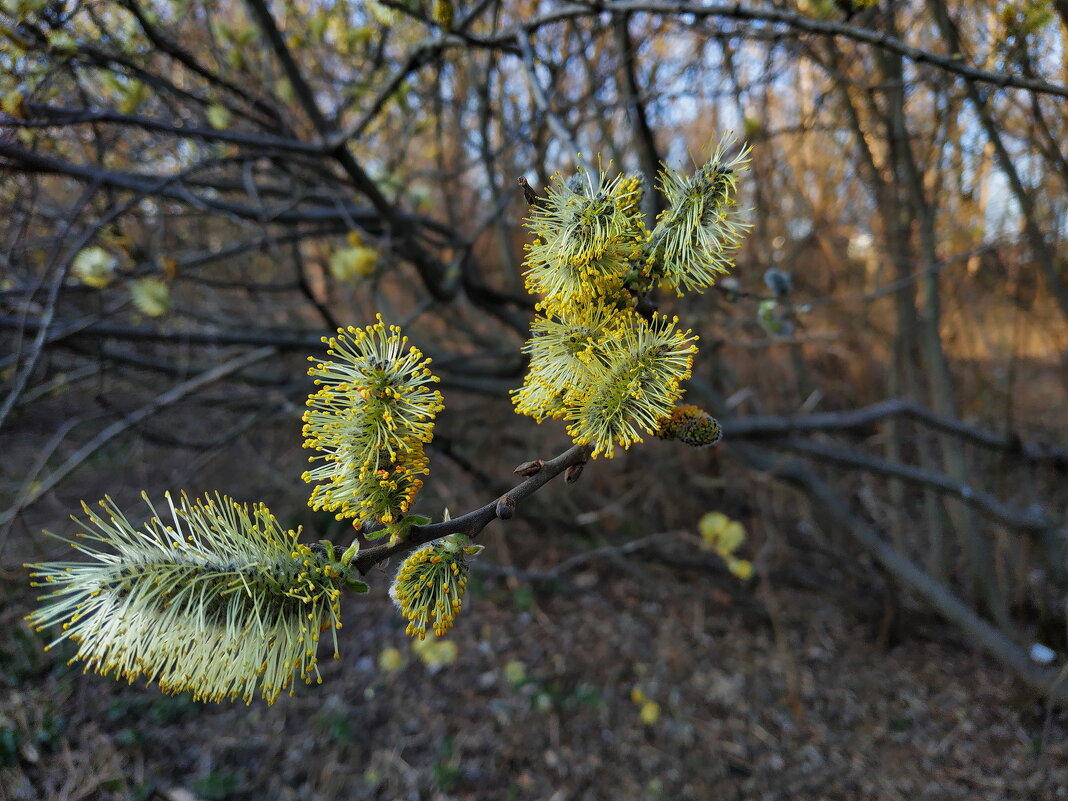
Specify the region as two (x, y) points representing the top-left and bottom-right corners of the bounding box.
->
(352, 444), (591, 573)
(724, 398), (1068, 470)
(517, 176), (545, 208)
(476, 2), (1068, 99)
(0, 346), (278, 535)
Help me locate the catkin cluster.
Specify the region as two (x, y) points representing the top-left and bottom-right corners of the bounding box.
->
(655, 403), (723, 448)
(302, 315), (444, 529)
(513, 139), (749, 456)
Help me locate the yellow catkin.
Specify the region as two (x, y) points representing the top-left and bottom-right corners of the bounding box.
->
(25, 493), (344, 705)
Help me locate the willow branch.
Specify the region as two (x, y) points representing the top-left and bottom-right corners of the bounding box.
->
(926, 0), (1068, 322)
(0, 181), (101, 432)
(773, 438), (1052, 536)
(352, 445), (591, 573)
(0, 141), (379, 225)
(0, 316), (525, 391)
(327, 41), (441, 148)
(242, 0), (451, 300)
(612, 11), (664, 216)
(517, 32), (581, 163)
(13, 104), (321, 154)
(0, 347), (278, 529)
(118, 0), (285, 129)
(0, 314), (324, 351)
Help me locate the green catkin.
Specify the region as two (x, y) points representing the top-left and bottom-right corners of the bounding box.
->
(656, 404), (722, 448)
(389, 539), (469, 639)
(25, 492), (344, 705)
(648, 137), (752, 294)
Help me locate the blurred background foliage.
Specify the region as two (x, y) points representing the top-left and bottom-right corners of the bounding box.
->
(1, 0), (1067, 798)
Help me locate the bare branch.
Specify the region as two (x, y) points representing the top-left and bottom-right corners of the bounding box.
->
(478, 2), (1068, 99)
(773, 437), (1051, 536)
(731, 443), (1068, 704)
(0, 347), (278, 530)
(517, 31), (581, 163)
(12, 104), (322, 154)
(352, 444), (591, 573)
(242, 0), (452, 300)
(724, 398), (1068, 470)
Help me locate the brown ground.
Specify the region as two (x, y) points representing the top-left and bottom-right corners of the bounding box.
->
(2, 512), (1065, 801)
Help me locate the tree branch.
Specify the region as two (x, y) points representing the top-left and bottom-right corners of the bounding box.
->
(118, 0), (286, 130)
(0, 347), (278, 530)
(517, 31), (581, 163)
(478, 2), (1068, 99)
(13, 104), (322, 154)
(724, 398), (1068, 470)
(242, 0), (452, 300)
(773, 437), (1051, 536)
(729, 443), (1068, 704)
(352, 444), (591, 573)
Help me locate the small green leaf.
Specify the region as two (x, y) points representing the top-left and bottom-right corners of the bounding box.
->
(376, 515), (432, 546)
(442, 532), (471, 553)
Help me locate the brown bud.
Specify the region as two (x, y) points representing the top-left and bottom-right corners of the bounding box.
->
(565, 463), (584, 484)
(495, 496), (516, 520)
(513, 459), (545, 477)
(517, 176), (544, 208)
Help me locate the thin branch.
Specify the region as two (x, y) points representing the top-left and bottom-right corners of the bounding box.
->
(118, 0), (285, 130)
(0, 179), (108, 431)
(352, 444), (591, 573)
(471, 530), (687, 582)
(0, 347), (278, 529)
(724, 398), (1068, 470)
(13, 104), (322, 154)
(926, 0), (1068, 322)
(730, 443), (1068, 704)
(242, 0), (451, 300)
(478, 2), (1068, 99)
(326, 41), (441, 148)
(517, 32), (581, 163)
(612, 11), (664, 217)
(0, 140), (381, 226)
(773, 437), (1051, 536)
(0, 313), (324, 351)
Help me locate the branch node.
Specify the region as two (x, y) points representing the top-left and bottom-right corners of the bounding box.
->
(513, 459), (545, 476)
(565, 463), (585, 484)
(495, 496), (516, 520)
